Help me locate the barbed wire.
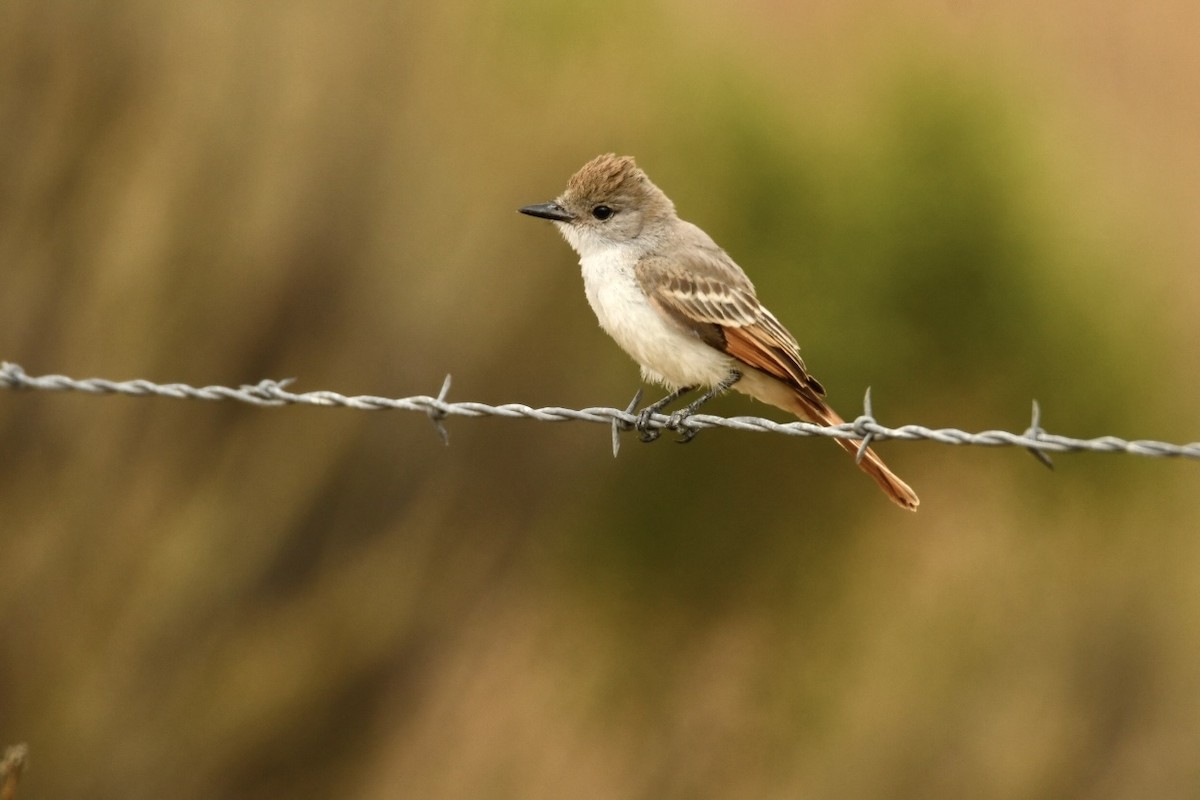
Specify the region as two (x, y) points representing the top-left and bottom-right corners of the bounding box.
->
(3, 361), (1198, 462)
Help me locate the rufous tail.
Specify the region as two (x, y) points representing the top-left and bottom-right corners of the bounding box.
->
(787, 394), (919, 511)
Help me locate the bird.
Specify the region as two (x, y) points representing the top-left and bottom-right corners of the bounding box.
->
(519, 153), (918, 510)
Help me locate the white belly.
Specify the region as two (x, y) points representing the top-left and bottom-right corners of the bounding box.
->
(579, 251), (734, 389)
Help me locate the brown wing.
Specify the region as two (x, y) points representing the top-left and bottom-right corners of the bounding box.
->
(635, 252), (825, 398)
(638, 252), (917, 510)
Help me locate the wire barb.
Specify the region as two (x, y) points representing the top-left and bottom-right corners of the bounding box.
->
(612, 388), (643, 458)
(1024, 399), (1055, 470)
(0, 362), (29, 390)
(853, 386), (876, 464)
(426, 374), (453, 446)
(2, 362), (1199, 461)
(240, 378), (297, 405)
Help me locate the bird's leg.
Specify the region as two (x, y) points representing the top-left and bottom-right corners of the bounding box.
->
(669, 369), (742, 443)
(633, 385), (695, 443)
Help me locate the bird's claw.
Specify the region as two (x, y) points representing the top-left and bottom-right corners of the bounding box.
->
(636, 408), (661, 442)
(668, 410), (700, 443)
(617, 385), (705, 445)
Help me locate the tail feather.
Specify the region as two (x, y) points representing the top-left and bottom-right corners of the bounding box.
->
(785, 392), (919, 511)
(831, 436), (920, 511)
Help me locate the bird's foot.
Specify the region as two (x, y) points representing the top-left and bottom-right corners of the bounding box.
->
(635, 406), (662, 442)
(627, 385), (696, 443)
(667, 409), (701, 443)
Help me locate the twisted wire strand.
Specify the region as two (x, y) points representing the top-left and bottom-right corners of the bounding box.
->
(3, 361), (1198, 460)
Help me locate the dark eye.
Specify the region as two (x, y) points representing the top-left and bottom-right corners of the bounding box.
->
(592, 205), (614, 220)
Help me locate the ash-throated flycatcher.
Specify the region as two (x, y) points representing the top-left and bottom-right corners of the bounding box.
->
(519, 154), (919, 510)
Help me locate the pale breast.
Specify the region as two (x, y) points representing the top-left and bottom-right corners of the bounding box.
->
(579, 251), (733, 389)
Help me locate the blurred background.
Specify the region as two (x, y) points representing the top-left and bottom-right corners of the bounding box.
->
(2, 1), (1199, 797)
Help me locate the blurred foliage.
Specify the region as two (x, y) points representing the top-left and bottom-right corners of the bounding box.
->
(2, 1), (1200, 799)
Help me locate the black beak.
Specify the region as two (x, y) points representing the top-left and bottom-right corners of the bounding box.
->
(518, 201), (574, 222)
